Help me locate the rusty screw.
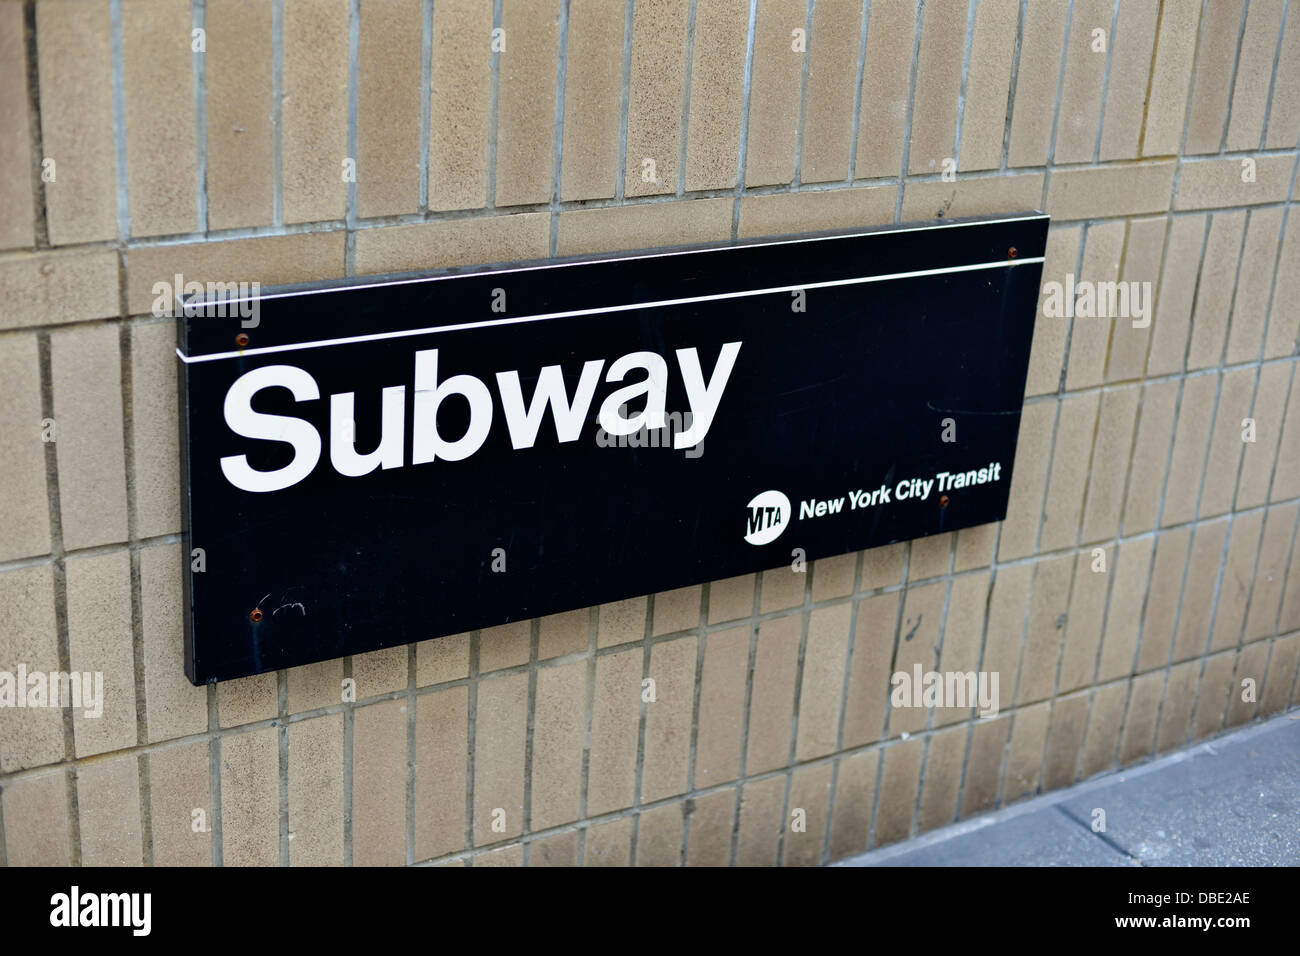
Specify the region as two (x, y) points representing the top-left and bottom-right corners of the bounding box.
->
(939, 494), (950, 508)
(235, 332), (250, 348)
(1007, 246), (1018, 259)
(249, 608), (263, 623)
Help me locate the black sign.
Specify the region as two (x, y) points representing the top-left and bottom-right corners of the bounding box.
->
(178, 212), (1048, 683)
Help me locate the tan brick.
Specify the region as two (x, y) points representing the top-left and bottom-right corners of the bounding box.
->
(584, 816), (632, 866)
(353, 698), (407, 866)
(1118, 671), (1162, 764)
(538, 608), (588, 659)
(811, 551), (856, 601)
(287, 658), (343, 713)
(429, 0), (492, 210)
(282, 0), (348, 223)
(288, 713), (344, 865)
(1160, 374), (1217, 527)
(1145, 215), (1208, 376)
(1003, 701), (1049, 802)
(1137, 528), (1191, 671)
(1244, 503), (1300, 642)
(1064, 222), (1124, 390)
(842, 593), (898, 748)
(954, 522), (997, 572)
(1226, 0), (1286, 150)
(874, 737), (922, 844)
(1187, 213), (1246, 369)
(1040, 392), (1100, 550)
(1098, 0), (1159, 161)
(1007, 0), (1068, 167)
(694, 625), (748, 787)
(37, 0), (117, 245)
(642, 636), (696, 802)
(529, 830), (578, 866)
(1017, 554), (1073, 705)
(707, 574), (754, 623)
(478, 620), (531, 672)
(1057, 554), (1106, 694)
(587, 648), (641, 814)
(980, 564), (1032, 714)
(1052, 0), (1111, 165)
(416, 633), (470, 685)
(1193, 652), (1235, 738)
(66, 551), (135, 756)
(917, 724), (966, 831)
(1184, 0), (1245, 154)
(1227, 641), (1270, 726)
(474, 843), (523, 866)
(908, 533), (951, 581)
(801, 0), (863, 183)
(357, 0), (423, 218)
(1171, 519), (1229, 663)
(0, 564), (63, 772)
(472, 671), (527, 843)
(1282, 531), (1300, 636)
(1046, 163), (1177, 221)
(784, 761), (831, 866)
(352, 646), (408, 699)
(1025, 226), (1081, 396)
(934, 572), (990, 726)
(1122, 381), (1178, 534)
(0, 2), (33, 250)
(653, 584), (701, 635)
(889, 580), (945, 736)
(0, 335), (49, 561)
(51, 324), (127, 549)
(794, 604), (850, 758)
(1079, 387), (1139, 543)
(1273, 366), (1300, 502)
(684, 0), (748, 191)
(1155, 660), (1199, 753)
(746, 0), (806, 186)
(220, 725), (280, 865)
(1176, 156), (1295, 210)
(142, 542), (205, 742)
(1042, 693), (1088, 790)
(0, 250), (119, 331)
(1141, 0), (1199, 155)
(686, 786), (736, 866)
(122, 0), (197, 237)
(960, 714), (1009, 816)
(828, 750), (877, 859)
(997, 400), (1054, 560)
(1267, 11), (1300, 147)
(127, 232), (346, 314)
(1238, 364), (1289, 508)
(1211, 511), (1263, 651)
(2, 770), (74, 865)
(556, 198), (731, 257)
(759, 563), (804, 613)
(414, 684), (468, 860)
(861, 542), (904, 590)
(900, 172), (1044, 224)
(354, 212), (550, 276)
(205, 0), (274, 230)
(635, 802), (684, 866)
(130, 321), (180, 538)
(1200, 369), (1256, 518)
(78, 754), (143, 866)
(736, 773), (785, 865)
(905, 0), (965, 176)
(1260, 632), (1300, 713)
(495, 0), (559, 206)
(561, 0), (625, 201)
(1080, 682), (1126, 777)
(624, 0), (688, 197)
(1227, 207), (1286, 364)
(1106, 217), (1166, 383)
(737, 185), (895, 238)
(1097, 537), (1154, 681)
(147, 740), (211, 866)
(958, 0), (1018, 172)
(217, 672), (277, 727)
(745, 613), (800, 772)
(597, 595), (647, 647)
(530, 659), (586, 830)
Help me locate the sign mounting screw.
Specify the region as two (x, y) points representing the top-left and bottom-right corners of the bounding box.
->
(249, 608), (263, 623)
(235, 332), (250, 347)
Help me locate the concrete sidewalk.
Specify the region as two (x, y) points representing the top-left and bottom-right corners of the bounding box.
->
(838, 712), (1300, 867)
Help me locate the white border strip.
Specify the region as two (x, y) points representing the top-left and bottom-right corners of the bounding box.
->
(177, 256), (1044, 365)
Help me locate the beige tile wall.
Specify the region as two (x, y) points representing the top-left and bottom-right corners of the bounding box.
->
(1, 0), (1299, 867)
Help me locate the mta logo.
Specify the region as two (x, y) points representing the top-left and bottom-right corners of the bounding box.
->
(744, 490), (791, 545)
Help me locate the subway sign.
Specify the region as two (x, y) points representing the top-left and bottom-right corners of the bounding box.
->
(177, 212), (1049, 683)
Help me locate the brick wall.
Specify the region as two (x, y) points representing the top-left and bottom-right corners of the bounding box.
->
(1, 0), (1299, 866)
